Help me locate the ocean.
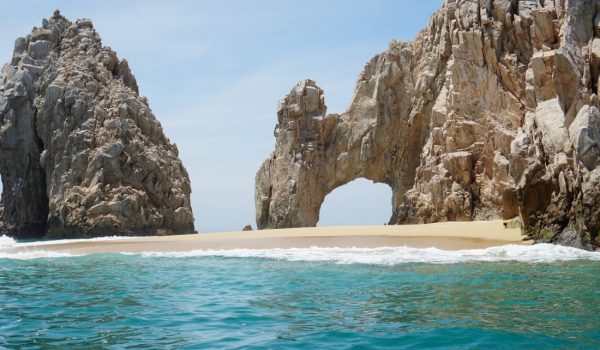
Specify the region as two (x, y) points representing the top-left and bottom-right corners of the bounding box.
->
(0, 236), (599, 349)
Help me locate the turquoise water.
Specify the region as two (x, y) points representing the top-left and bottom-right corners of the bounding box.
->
(1, 250), (599, 349)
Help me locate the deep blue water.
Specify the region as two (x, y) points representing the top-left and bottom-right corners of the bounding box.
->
(0, 253), (599, 349)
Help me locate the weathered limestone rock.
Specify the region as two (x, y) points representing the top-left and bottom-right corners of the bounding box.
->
(256, 40), (427, 228)
(553, 48), (581, 114)
(570, 105), (600, 170)
(256, 0), (600, 250)
(0, 11), (195, 239)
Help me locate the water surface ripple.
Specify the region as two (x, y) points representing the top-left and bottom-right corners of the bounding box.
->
(0, 253), (599, 349)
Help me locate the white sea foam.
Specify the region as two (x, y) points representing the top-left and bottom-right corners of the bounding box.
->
(0, 234), (113, 260)
(16, 235), (131, 247)
(0, 234), (130, 249)
(1, 234), (599, 262)
(0, 235), (17, 249)
(0, 250), (80, 260)
(133, 244), (600, 265)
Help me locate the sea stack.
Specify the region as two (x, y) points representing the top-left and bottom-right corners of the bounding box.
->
(256, 0), (600, 250)
(0, 10), (195, 239)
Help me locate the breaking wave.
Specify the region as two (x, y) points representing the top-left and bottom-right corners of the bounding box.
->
(133, 244), (600, 265)
(0, 234), (119, 260)
(0, 250), (79, 260)
(0, 235), (17, 249)
(1, 234), (599, 263)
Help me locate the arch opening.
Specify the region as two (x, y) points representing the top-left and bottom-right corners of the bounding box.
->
(317, 178), (392, 227)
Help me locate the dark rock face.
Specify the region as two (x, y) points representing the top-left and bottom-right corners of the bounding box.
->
(0, 66), (49, 238)
(256, 0), (600, 250)
(0, 11), (195, 239)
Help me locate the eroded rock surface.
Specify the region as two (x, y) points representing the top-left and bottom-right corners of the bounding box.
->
(256, 0), (600, 250)
(0, 11), (194, 238)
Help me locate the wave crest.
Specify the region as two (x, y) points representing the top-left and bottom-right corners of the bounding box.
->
(134, 244), (600, 264)
(1, 238), (599, 262)
(0, 251), (79, 260)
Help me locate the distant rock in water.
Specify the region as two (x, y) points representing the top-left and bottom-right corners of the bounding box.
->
(256, 0), (600, 250)
(0, 10), (195, 239)
(242, 225), (253, 231)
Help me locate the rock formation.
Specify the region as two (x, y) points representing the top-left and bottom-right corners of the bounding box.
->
(0, 11), (195, 239)
(256, 0), (600, 250)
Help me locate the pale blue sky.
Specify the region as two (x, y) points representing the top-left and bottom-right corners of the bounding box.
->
(0, 1), (442, 232)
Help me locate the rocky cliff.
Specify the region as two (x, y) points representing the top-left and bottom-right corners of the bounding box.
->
(0, 11), (195, 239)
(256, 0), (600, 250)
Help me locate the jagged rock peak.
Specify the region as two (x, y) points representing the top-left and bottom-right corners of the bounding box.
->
(0, 11), (195, 238)
(256, 0), (600, 250)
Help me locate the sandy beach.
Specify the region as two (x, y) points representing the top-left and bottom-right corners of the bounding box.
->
(10, 220), (530, 255)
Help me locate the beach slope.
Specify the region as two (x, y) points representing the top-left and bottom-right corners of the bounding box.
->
(9, 220), (529, 255)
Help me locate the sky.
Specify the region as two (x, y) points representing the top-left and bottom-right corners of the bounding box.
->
(0, 0), (442, 232)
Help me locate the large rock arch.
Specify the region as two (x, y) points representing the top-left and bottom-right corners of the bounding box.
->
(255, 41), (432, 229)
(256, 0), (600, 250)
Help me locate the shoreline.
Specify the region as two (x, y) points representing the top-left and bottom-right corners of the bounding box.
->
(8, 220), (530, 255)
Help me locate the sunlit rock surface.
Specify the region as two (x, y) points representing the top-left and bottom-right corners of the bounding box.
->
(257, 0), (600, 250)
(0, 11), (195, 239)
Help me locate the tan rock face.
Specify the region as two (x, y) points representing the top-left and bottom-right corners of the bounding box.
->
(0, 11), (195, 239)
(256, 0), (600, 250)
